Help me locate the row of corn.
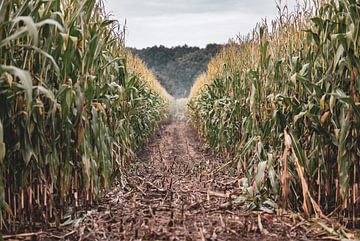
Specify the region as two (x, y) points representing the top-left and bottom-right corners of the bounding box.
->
(189, 0), (360, 225)
(0, 0), (169, 232)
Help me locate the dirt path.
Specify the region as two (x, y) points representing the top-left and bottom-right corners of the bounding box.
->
(47, 121), (323, 241)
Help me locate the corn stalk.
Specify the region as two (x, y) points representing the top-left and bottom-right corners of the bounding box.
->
(189, 0), (360, 225)
(0, 0), (168, 232)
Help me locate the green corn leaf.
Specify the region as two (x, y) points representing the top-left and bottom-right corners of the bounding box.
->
(0, 0), (7, 23)
(37, 85), (55, 102)
(1, 65), (32, 110)
(294, 111), (307, 124)
(0, 27), (28, 47)
(337, 110), (352, 202)
(18, 45), (60, 74)
(35, 19), (65, 32)
(255, 161), (267, 190)
(289, 130), (306, 168)
(0, 119), (5, 164)
(334, 44), (345, 70)
(12, 16), (38, 45)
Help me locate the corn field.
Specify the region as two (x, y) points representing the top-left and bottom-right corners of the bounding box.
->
(189, 0), (360, 227)
(0, 0), (168, 232)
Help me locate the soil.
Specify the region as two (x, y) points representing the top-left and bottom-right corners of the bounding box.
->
(4, 121), (347, 240)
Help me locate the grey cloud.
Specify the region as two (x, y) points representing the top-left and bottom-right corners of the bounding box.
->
(104, 0), (299, 48)
(111, 0), (241, 17)
(105, 0), (296, 18)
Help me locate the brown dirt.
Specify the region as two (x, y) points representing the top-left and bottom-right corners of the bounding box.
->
(4, 122), (346, 240)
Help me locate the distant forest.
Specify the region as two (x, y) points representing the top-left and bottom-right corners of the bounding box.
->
(131, 44), (222, 98)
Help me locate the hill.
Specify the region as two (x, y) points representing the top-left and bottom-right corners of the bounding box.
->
(131, 44), (222, 98)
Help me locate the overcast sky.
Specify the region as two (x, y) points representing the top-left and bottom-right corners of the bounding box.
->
(104, 0), (299, 49)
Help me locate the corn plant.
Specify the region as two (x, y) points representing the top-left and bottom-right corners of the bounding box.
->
(0, 0), (168, 232)
(189, 0), (360, 226)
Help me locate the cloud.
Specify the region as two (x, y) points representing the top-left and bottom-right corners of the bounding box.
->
(104, 0), (300, 48)
(106, 0), (296, 17)
(126, 12), (269, 48)
(108, 0), (241, 17)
